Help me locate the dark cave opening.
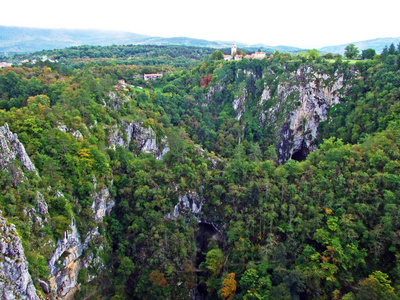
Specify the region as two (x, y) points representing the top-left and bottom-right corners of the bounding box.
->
(291, 142), (309, 161)
(194, 222), (218, 300)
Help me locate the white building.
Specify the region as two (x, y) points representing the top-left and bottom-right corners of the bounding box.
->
(231, 41), (237, 56)
(143, 73), (163, 81)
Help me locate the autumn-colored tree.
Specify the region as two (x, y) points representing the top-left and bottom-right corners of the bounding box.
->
(221, 273), (237, 300)
(236, 49), (246, 56)
(200, 74), (212, 88)
(149, 270), (168, 287)
(357, 271), (396, 300)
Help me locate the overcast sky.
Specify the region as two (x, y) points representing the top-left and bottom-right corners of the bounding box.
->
(2, 0), (400, 48)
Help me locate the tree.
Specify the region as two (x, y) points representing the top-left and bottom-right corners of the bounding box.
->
(388, 43), (396, 54)
(239, 268), (272, 300)
(205, 248), (224, 276)
(357, 271), (396, 300)
(236, 49), (246, 56)
(200, 74), (213, 88)
(221, 273), (237, 300)
(361, 48), (376, 60)
(306, 49), (319, 60)
(149, 270), (168, 287)
(210, 50), (224, 61)
(345, 44), (359, 59)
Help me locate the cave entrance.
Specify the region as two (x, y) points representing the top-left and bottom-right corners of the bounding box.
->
(196, 223), (217, 267)
(194, 222), (218, 300)
(291, 141), (309, 161)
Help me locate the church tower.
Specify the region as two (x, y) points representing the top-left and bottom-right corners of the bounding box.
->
(231, 41), (237, 56)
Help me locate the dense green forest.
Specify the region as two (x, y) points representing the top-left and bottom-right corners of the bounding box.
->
(1, 43), (400, 300)
(0, 45), (222, 69)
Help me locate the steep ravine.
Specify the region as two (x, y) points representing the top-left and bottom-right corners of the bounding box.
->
(0, 211), (40, 300)
(206, 63), (355, 163)
(0, 123), (116, 299)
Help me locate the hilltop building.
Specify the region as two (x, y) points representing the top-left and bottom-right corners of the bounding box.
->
(231, 41), (237, 56)
(224, 41), (266, 61)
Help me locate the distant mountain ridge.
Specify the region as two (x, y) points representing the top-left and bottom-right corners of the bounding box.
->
(0, 26), (304, 54)
(319, 37), (400, 55)
(0, 25), (398, 55)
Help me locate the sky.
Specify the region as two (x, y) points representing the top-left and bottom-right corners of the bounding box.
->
(2, 0), (400, 49)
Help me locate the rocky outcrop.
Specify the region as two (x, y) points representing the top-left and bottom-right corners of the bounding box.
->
(167, 192), (205, 220)
(91, 176), (115, 223)
(36, 191), (48, 217)
(0, 210), (40, 300)
(49, 181), (115, 299)
(48, 217), (82, 299)
(0, 124), (115, 300)
(107, 91), (130, 110)
(0, 123), (38, 178)
(260, 67), (352, 163)
(108, 120), (169, 159)
(57, 124), (84, 141)
(203, 84), (223, 106)
(109, 121), (156, 151)
(232, 87), (247, 120)
(155, 137), (170, 160)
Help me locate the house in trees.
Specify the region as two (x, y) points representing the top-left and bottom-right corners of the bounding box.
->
(0, 62), (12, 68)
(143, 73), (163, 81)
(244, 51), (267, 59)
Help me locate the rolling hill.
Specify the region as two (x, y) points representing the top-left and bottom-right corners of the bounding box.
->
(319, 37), (400, 55)
(0, 25), (304, 54)
(0, 25), (398, 56)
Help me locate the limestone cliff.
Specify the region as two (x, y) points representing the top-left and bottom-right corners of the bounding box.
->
(108, 120), (169, 159)
(259, 66), (353, 162)
(206, 64), (354, 163)
(48, 214), (82, 299)
(0, 123), (115, 300)
(0, 210), (40, 300)
(0, 123), (38, 180)
(48, 180), (114, 299)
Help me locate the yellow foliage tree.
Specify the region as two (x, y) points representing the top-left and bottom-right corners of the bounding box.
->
(77, 148), (93, 169)
(220, 273), (237, 300)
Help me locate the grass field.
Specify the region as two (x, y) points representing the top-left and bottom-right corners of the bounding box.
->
(327, 59), (359, 65)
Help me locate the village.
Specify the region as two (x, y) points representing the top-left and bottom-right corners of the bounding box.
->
(223, 41), (267, 61)
(0, 55), (57, 68)
(140, 43), (267, 82)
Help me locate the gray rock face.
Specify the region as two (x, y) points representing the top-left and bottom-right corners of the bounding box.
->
(232, 87), (246, 120)
(168, 191), (205, 220)
(107, 91), (130, 110)
(0, 123), (38, 177)
(155, 137), (170, 160)
(0, 210), (40, 300)
(49, 180), (115, 299)
(108, 121), (155, 151)
(36, 191), (48, 216)
(91, 176), (115, 223)
(108, 120), (169, 158)
(0, 124), (115, 300)
(57, 124), (84, 141)
(203, 84), (223, 106)
(48, 217), (82, 299)
(259, 67), (351, 163)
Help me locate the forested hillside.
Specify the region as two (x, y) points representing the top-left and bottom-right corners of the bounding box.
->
(0, 43), (400, 300)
